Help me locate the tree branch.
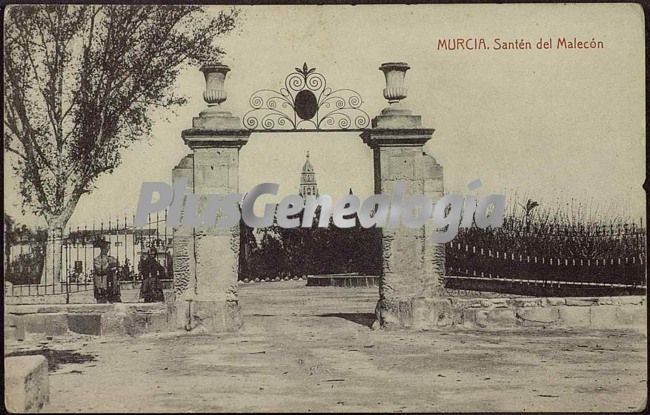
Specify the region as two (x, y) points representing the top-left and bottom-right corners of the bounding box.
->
(4, 145), (28, 162)
(16, 18), (60, 145)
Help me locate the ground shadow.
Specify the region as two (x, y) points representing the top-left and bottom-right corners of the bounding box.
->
(318, 312), (376, 328)
(6, 348), (97, 372)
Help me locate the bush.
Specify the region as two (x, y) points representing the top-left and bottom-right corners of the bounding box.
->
(446, 199), (646, 286)
(5, 252), (44, 285)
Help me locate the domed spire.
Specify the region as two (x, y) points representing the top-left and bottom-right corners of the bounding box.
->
(299, 151), (318, 197)
(302, 150), (314, 173)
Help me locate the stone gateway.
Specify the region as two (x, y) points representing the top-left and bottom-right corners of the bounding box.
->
(170, 61), (446, 332)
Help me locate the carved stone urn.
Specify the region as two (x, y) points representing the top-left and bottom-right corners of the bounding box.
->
(199, 63), (230, 117)
(372, 62), (421, 128)
(379, 62), (410, 105)
(193, 63), (241, 130)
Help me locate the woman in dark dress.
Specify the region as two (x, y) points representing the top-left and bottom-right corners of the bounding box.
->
(139, 247), (165, 302)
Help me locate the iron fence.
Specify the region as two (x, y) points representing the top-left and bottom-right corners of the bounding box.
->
(445, 222), (647, 295)
(5, 212), (173, 302)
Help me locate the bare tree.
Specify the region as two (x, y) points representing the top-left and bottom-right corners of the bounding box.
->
(4, 5), (240, 282)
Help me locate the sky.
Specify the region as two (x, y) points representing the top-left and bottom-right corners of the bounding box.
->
(4, 4), (646, 229)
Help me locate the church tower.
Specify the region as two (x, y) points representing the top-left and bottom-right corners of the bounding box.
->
(299, 151), (319, 197)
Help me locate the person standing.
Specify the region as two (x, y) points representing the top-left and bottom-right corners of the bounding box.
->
(121, 258), (131, 281)
(139, 246), (165, 302)
(93, 239), (121, 303)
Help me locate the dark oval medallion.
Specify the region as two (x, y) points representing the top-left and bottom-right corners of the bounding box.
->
(294, 90), (318, 120)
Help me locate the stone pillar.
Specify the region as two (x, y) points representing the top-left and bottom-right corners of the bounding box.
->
(363, 62), (445, 330)
(169, 154), (194, 325)
(172, 63), (250, 333)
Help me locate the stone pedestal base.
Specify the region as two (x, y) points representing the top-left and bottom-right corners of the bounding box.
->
(172, 299), (242, 333)
(376, 296), (453, 330)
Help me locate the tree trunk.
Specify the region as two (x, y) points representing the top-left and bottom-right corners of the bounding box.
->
(39, 190), (83, 285)
(41, 226), (64, 286)
(40, 209), (76, 286)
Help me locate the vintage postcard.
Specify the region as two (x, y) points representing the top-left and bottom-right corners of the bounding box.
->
(3, 3), (647, 413)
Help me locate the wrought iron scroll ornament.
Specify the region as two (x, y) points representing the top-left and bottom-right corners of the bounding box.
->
(243, 63), (371, 131)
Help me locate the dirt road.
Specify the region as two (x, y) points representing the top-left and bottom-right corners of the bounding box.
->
(10, 281), (646, 412)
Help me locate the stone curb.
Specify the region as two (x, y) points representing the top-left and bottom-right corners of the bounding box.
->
(390, 296), (646, 332)
(6, 303), (172, 339)
(239, 276), (305, 284)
